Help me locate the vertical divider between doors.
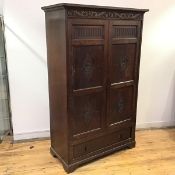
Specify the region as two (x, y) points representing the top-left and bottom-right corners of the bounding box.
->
(101, 20), (108, 131)
(105, 20), (111, 129)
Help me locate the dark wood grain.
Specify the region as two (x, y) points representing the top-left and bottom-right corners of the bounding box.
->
(72, 45), (104, 90)
(45, 9), (68, 163)
(108, 85), (134, 125)
(42, 3), (148, 173)
(73, 127), (132, 159)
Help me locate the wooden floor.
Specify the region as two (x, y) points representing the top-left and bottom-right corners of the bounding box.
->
(0, 129), (175, 175)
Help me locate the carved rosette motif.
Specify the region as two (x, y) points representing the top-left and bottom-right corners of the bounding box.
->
(67, 9), (143, 20)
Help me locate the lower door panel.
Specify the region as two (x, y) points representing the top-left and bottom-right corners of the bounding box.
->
(70, 92), (105, 138)
(108, 85), (134, 127)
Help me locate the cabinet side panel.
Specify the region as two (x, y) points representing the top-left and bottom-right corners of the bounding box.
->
(45, 9), (68, 162)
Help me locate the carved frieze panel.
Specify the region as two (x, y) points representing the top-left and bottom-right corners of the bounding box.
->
(67, 8), (143, 20)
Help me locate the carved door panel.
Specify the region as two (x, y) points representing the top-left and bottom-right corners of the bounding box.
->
(107, 20), (141, 128)
(68, 19), (108, 139)
(109, 86), (134, 125)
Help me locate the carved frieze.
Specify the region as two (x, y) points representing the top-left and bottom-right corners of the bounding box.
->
(67, 8), (143, 20)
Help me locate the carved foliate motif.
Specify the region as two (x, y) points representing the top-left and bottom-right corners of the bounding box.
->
(82, 102), (93, 125)
(67, 9), (142, 20)
(120, 57), (128, 71)
(117, 96), (125, 113)
(81, 53), (94, 80)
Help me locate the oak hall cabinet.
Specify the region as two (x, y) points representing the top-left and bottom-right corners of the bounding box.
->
(42, 3), (148, 173)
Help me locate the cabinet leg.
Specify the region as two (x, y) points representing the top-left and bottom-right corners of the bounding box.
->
(63, 165), (78, 174)
(50, 147), (78, 173)
(50, 147), (57, 158)
(127, 141), (136, 149)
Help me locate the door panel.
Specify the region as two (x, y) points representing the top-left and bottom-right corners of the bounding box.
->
(68, 19), (108, 139)
(107, 20), (140, 128)
(111, 44), (136, 84)
(108, 85), (134, 126)
(71, 92), (104, 136)
(73, 45), (104, 90)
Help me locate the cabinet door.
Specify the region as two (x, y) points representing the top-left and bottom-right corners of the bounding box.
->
(107, 20), (141, 129)
(68, 19), (108, 140)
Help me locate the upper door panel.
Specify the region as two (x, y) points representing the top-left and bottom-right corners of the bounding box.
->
(109, 20), (140, 84)
(109, 21), (140, 83)
(73, 45), (104, 90)
(111, 43), (136, 83)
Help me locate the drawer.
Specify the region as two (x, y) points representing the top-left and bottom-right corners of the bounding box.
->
(73, 128), (131, 159)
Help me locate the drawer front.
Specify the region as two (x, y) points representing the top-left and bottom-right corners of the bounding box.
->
(73, 128), (131, 159)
